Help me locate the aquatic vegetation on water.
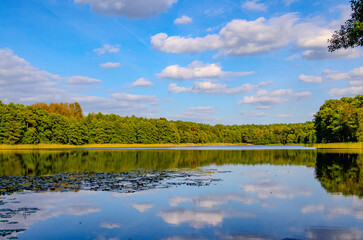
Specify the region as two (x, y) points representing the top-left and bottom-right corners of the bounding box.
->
(0, 169), (222, 239)
(0, 169), (221, 195)
(0, 150), (361, 240)
(0, 229), (26, 238)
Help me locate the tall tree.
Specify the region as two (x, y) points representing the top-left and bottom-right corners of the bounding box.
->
(314, 95), (363, 143)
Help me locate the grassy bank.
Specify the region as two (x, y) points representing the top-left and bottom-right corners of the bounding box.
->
(0, 143), (249, 150)
(310, 142), (363, 149)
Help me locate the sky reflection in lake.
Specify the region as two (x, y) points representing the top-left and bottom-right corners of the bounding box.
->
(0, 148), (362, 239)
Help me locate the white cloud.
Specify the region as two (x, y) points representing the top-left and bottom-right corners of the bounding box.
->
(186, 106), (215, 114)
(298, 74), (322, 83)
(66, 76), (102, 84)
(151, 9), (362, 59)
(238, 89), (312, 109)
(75, 0), (177, 19)
(0, 48), (101, 103)
(174, 15), (192, 24)
(167, 106), (220, 124)
(131, 203), (153, 213)
(93, 44), (120, 55)
(67, 95), (157, 117)
(158, 61), (254, 80)
(241, 111), (267, 118)
(323, 69), (351, 81)
(242, 0), (267, 11)
(130, 77), (153, 87)
(0, 48), (58, 87)
(323, 66), (363, 86)
(301, 204), (324, 214)
(277, 114), (292, 118)
(330, 86), (363, 97)
(0, 48), (157, 117)
(350, 81), (363, 86)
(110, 93), (159, 105)
(168, 81), (272, 95)
(152, 14), (298, 56)
(240, 179), (312, 199)
(100, 222), (121, 229)
(168, 84), (189, 93)
(302, 48), (361, 60)
(295, 28), (331, 49)
(295, 6), (363, 60)
(286, 54), (300, 61)
(151, 32), (221, 54)
(100, 62), (121, 68)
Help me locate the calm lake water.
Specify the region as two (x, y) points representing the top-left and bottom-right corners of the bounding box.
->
(0, 146), (362, 240)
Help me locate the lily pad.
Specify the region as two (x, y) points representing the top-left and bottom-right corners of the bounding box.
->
(0, 169), (221, 195)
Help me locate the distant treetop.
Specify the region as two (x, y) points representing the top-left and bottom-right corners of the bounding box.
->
(31, 102), (83, 119)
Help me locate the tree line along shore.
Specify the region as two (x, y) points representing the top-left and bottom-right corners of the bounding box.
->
(0, 95), (362, 147)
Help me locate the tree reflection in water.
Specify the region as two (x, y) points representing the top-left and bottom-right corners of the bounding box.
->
(0, 148), (361, 196)
(316, 151), (362, 197)
(0, 148), (361, 240)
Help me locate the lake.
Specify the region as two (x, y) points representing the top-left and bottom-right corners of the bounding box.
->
(0, 146), (362, 240)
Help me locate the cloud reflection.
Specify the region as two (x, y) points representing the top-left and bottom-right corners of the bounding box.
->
(326, 198), (363, 220)
(131, 203), (153, 213)
(169, 194), (263, 208)
(162, 227), (363, 240)
(240, 179), (312, 199)
(301, 204), (324, 214)
(0, 192), (101, 239)
(158, 209), (255, 229)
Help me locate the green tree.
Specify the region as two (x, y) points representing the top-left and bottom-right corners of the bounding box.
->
(314, 95), (363, 143)
(23, 127), (39, 144)
(357, 107), (363, 141)
(328, 0), (363, 51)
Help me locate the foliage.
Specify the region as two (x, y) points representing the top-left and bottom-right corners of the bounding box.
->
(314, 95), (363, 143)
(1, 95), (361, 146)
(0, 100), (317, 145)
(31, 102), (83, 120)
(328, 0), (363, 51)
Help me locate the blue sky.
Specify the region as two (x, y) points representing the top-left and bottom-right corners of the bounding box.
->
(1, 0), (362, 125)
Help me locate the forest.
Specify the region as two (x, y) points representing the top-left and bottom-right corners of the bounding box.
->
(0, 95), (362, 145)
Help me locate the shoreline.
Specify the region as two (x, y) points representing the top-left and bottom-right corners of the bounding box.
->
(309, 142), (363, 149)
(0, 143), (250, 150)
(0, 142), (362, 150)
